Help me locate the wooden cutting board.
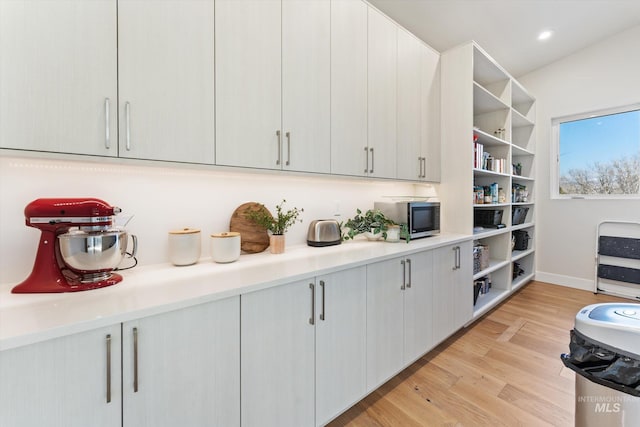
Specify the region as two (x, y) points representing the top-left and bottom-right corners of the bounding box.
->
(229, 202), (272, 254)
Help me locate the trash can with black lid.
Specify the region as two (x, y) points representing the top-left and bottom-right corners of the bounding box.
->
(561, 303), (640, 426)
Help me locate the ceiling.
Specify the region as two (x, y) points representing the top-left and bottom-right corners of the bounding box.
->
(367, 0), (640, 77)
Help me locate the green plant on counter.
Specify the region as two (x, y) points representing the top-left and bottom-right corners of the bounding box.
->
(245, 199), (303, 235)
(341, 208), (410, 242)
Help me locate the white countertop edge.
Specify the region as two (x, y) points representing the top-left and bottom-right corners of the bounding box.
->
(0, 233), (471, 351)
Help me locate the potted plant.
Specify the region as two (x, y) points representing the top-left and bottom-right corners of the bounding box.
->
(342, 208), (409, 242)
(245, 199), (303, 254)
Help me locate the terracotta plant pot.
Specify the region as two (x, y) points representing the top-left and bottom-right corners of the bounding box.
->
(270, 234), (285, 254)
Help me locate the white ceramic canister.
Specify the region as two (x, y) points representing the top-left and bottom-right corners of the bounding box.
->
(211, 232), (241, 263)
(168, 228), (201, 266)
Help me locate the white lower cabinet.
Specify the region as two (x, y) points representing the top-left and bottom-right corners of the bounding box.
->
(315, 267), (367, 426)
(241, 278), (316, 427)
(0, 325), (122, 427)
(432, 241), (473, 345)
(366, 250), (434, 390)
(241, 267), (367, 427)
(123, 296), (240, 427)
(0, 296), (240, 427)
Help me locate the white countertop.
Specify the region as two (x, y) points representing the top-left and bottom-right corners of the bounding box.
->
(0, 233), (471, 351)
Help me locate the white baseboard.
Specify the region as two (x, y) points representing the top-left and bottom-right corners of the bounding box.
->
(535, 271), (594, 292)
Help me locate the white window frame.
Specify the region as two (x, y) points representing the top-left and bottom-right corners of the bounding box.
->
(551, 103), (640, 200)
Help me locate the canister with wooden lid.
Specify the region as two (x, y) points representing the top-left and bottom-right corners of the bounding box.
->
(211, 232), (241, 263)
(168, 228), (201, 266)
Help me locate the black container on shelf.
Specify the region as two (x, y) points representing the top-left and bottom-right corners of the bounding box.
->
(474, 209), (504, 227)
(512, 206), (529, 225)
(513, 230), (530, 250)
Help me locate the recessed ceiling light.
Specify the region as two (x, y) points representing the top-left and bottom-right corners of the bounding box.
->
(538, 30), (554, 41)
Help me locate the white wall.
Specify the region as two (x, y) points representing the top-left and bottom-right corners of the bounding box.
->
(0, 155), (431, 284)
(518, 25), (640, 290)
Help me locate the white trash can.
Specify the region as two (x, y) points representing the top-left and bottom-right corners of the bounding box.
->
(562, 303), (640, 426)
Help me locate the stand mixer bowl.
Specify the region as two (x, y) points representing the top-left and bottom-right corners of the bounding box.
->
(58, 228), (130, 280)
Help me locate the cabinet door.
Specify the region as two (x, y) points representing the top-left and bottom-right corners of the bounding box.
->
(453, 240), (473, 328)
(330, 0), (368, 176)
(0, 0), (117, 156)
(241, 279), (315, 427)
(215, 0), (282, 169)
(396, 29), (422, 181)
(432, 242), (473, 345)
(367, 6), (397, 179)
(315, 267), (367, 426)
(0, 326), (121, 427)
(118, 0), (215, 164)
(282, 0), (330, 173)
(122, 297), (240, 427)
(403, 250), (434, 364)
(420, 45), (442, 182)
(366, 257), (404, 389)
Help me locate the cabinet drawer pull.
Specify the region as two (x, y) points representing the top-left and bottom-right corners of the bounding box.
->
(364, 147), (369, 173)
(401, 259), (406, 290)
(456, 246), (461, 269)
(106, 334), (112, 403)
(125, 101), (131, 151)
(406, 258), (412, 288)
(276, 130), (281, 165)
(320, 280), (325, 321)
(133, 327), (139, 392)
(370, 147), (374, 173)
(422, 157), (427, 178)
(285, 131), (291, 166)
(309, 283), (315, 325)
(104, 98), (110, 149)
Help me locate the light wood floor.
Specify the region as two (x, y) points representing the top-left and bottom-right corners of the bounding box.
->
(329, 281), (629, 427)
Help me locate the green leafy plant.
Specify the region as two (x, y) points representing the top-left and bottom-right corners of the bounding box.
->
(341, 208), (409, 242)
(245, 199), (303, 235)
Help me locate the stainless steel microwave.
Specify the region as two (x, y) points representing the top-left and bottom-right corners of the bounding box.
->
(374, 201), (440, 240)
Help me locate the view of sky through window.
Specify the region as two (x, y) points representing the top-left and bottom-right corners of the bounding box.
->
(558, 108), (640, 195)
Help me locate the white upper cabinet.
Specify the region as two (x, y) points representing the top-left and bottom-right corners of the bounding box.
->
(397, 29), (441, 182)
(396, 28), (422, 180)
(330, 0), (368, 176)
(215, 0), (282, 170)
(367, 6), (397, 179)
(0, 0), (118, 156)
(118, 0), (215, 164)
(420, 45), (442, 182)
(216, 0), (330, 173)
(282, 0), (331, 173)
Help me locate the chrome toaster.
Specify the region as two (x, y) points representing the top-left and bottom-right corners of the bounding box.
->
(307, 219), (342, 247)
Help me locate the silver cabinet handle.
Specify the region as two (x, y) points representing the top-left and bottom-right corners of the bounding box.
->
(309, 283), (315, 325)
(285, 131), (291, 166)
(406, 258), (412, 288)
(452, 246), (457, 270)
(104, 98), (110, 149)
(418, 157), (426, 178)
(319, 280), (325, 321)
(125, 101), (131, 151)
(401, 259), (406, 290)
(417, 157), (422, 178)
(364, 147), (369, 173)
(370, 147), (374, 173)
(133, 327), (139, 392)
(276, 130), (281, 165)
(456, 246), (461, 270)
(106, 334), (112, 403)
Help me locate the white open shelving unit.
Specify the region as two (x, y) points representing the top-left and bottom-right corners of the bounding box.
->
(440, 41), (536, 320)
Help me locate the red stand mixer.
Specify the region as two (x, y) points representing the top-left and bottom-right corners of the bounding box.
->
(12, 198), (136, 293)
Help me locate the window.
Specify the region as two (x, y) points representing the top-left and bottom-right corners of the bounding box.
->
(553, 105), (640, 198)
